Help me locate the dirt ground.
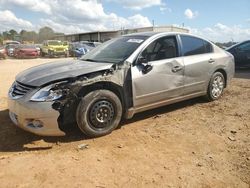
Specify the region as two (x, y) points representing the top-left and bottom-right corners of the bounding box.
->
(0, 58), (249, 188)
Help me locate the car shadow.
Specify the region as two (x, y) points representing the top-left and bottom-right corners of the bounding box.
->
(0, 109), (86, 152)
(0, 97), (206, 153)
(121, 97), (206, 126)
(235, 68), (250, 79)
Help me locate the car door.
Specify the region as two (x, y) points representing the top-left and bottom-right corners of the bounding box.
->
(234, 41), (250, 67)
(180, 35), (215, 95)
(131, 35), (184, 108)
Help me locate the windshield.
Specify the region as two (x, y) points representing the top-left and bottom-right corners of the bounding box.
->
(48, 41), (61, 46)
(81, 36), (148, 63)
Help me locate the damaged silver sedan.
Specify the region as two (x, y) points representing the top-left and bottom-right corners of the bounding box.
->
(8, 32), (235, 137)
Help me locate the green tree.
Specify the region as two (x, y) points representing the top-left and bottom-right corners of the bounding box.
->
(38, 26), (54, 42)
(9, 29), (18, 40)
(20, 30), (38, 43)
(0, 33), (3, 45)
(2, 31), (11, 40)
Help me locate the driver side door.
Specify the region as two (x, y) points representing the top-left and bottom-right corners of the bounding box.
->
(131, 35), (184, 109)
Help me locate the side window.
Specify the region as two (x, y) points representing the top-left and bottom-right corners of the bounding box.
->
(238, 42), (250, 51)
(142, 36), (178, 62)
(204, 40), (213, 53)
(181, 36), (212, 56)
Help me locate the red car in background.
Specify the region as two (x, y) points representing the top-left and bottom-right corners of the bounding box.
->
(0, 46), (7, 59)
(14, 45), (39, 58)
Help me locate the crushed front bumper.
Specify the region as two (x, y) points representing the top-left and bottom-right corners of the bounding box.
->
(8, 97), (65, 136)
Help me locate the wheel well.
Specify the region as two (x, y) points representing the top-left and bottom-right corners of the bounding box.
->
(215, 69), (227, 87)
(57, 82), (125, 134)
(77, 82), (125, 109)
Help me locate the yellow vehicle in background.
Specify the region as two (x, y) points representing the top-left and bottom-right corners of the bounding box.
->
(41, 40), (68, 57)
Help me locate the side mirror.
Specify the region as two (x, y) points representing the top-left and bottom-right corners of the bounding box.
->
(142, 64), (153, 74)
(136, 55), (153, 74)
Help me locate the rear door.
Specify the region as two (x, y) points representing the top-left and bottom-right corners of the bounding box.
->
(180, 35), (215, 95)
(131, 35), (184, 108)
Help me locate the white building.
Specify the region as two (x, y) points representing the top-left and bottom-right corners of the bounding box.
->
(54, 25), (189, 42)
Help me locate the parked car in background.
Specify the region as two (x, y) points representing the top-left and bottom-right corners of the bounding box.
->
(69, 42), (89, 57)
(41, 40), (68, 57)
(14, 44), (39, 59)
(80, 41), (101, 49)
(226, 40), (250, 68)
(0, 46), (7, 59)
(6, 44), (18, 57)
(8, 32), (234, 137)
(69, 41), (102, 58)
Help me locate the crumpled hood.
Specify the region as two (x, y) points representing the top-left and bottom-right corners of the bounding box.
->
(16, 59), (113, 87)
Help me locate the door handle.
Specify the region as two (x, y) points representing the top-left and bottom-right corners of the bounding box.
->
(208, 58), (215, 63)
(172, 65), (183, 73)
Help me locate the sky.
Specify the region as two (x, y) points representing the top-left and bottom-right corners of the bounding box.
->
(0, 0), (249, 42)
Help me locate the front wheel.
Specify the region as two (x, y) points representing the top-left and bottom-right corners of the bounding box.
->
(76, 90), (122, 137)
(206, 72), (225, 101)
(41, 51), (45, 57)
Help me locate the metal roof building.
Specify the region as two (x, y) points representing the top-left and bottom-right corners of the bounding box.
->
(54, 25), (189, 42)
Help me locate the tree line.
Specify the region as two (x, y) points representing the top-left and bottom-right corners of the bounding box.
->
(0, 26), (64, 45)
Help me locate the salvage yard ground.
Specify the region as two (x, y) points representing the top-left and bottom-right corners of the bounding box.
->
(0, 58), (249, 187)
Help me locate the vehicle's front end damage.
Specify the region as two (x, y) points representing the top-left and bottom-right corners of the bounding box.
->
(8, 34), (150, 136)
(53, 62), (133, 135)
(8, 83), (65, 136)
(8, 60), (132, 136)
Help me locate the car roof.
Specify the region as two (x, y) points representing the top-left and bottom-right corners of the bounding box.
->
(124, 32), (213, 44)
(126, 31), (210, 39)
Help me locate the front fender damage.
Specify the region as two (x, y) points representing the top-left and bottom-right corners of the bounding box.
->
(51, 62), (133, 134)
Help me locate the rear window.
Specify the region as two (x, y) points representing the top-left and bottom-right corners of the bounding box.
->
(181, 35), (213, 56)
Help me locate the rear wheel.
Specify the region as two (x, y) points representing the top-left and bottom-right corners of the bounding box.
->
(206, 72), (225, 101)
(76, 90), (122, 137)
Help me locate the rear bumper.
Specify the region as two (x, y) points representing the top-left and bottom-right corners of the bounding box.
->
(8, 96), (65, 136)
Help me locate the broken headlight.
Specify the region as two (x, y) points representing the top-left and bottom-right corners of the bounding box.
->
(30, 83), (65, 102)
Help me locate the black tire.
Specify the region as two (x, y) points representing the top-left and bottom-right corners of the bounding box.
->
(206, 72), (225, 101)
(48, 51), (53, 58)
(41, 51), (45, 57)
(76, 90), (122, 137)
